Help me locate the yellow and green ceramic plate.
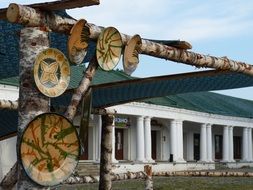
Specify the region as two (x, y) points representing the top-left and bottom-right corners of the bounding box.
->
(68, 19), (89, 64)
(34, 48), (70, 97)
(123, 34), (142, 75)
(20, 113), (80, 186)
(96, 27), (123, 71)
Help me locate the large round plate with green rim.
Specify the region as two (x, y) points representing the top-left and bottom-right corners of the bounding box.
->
(34, 48), (70, 97)
(96, 27), (123, 71)
(20, 113), (80, 186)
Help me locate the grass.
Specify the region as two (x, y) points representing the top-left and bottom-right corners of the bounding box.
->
(60, 176), (253, 190)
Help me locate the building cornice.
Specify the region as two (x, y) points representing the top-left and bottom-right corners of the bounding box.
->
(111, 102), (253, 127)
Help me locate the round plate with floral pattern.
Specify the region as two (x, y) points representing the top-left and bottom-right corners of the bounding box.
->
(96, 27), (123, 71)
(20, 113), (80, 186)
(34, 48), (70, 97)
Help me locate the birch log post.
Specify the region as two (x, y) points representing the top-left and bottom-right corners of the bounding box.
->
(88, 24), (253, 76)
(17, 27), (50, 189)
(0, 162), (17, 187)
(6, 3), (253, 76)
(99, 112), (115, 190)
(7, 3), (76, 34)
(64, 57), (98, 120)
(0, 99), (18, 110)
(144, 165), (153, 190)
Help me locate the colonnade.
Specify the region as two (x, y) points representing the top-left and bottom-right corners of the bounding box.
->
(93, 115), (253, 163)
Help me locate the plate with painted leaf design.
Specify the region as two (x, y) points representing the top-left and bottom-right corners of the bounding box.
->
(123, 34), (142, 75)
(96, 27), (123, 71)
(34, 48), (70, 97)
(68, 19), (90, 64)
(20, 113), (80, 186)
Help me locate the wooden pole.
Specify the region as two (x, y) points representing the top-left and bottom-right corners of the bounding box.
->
(17, 27), (50, 189)
(99, 110), (115, 190)
(0, 162), (17, 188)
(144, 165), (153, 190)
(0, 100), (18, 110)
(7, 3), (76, 34)
(64, 57), (98, 121)
(0, 0), (100, 19)
(6, 3), (253, 76)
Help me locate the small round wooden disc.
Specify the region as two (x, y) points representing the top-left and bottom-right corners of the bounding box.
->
(34, 48), (70, 97)
(96, 27), (123, 71)
(123, 34), (142, 75)
(20, 113), (80, 186)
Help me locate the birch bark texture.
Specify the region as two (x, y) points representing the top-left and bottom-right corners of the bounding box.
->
(17, 27), (50, 189)
(144, 165), (153, 190)
(99, 114), (114, 190)
(0, 100), (18, 110)
(64, 57), (98, 121)
(7, 3), (76, 34)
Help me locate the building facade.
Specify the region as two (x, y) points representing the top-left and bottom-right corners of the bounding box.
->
(1, 84), (253, 181)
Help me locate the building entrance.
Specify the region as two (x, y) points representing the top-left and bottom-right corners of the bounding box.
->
(115, 128), (124, 160)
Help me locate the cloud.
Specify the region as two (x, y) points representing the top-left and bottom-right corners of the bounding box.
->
(67, 0), (253, 42)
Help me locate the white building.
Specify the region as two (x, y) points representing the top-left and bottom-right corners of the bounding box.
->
(1, 76), (253, 181)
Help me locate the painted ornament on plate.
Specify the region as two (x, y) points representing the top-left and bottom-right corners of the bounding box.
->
(96, 27), (123, 71)
(34, 48), (70, 97)
(20, 113), (80, 186)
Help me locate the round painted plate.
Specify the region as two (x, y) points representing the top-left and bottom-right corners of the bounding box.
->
(96, 27), (123, 71)
(68, 19), (89, 64)
(20, 113), (80, 186)
(34, 48), (70, 97)
(123, 34), (142, 75)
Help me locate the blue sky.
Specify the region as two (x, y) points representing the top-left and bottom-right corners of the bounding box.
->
(1, 0), (253, 100)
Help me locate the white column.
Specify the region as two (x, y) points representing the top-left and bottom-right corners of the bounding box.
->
(144, 117), (154, 162)
(136, 116), (145, 162)
(186, 132), (194, 161)
(206, 124), (213, 162)
(228, 126), (235, 162)
(170, 120), (178, 161)
(222, 126), (229, 162)
(176, 120), (185, 162)
(112, 123), (119, 163)
(248, 128), (252, 161)
(94, 115), (102, 162)
(242, 127), (249, 161)
(200, 123), (207, 162)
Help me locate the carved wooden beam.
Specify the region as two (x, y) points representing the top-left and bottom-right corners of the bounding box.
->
(5, 4), (253, 77)
(0, 0), (99, 19)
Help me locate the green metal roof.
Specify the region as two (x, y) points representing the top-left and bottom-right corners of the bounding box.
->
(2, 68), (253, 139)
(1, 66), (253, 118)
(144, 92), (253, 118)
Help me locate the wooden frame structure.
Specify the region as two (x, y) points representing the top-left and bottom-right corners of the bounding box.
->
(0, 1), (253, 189)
